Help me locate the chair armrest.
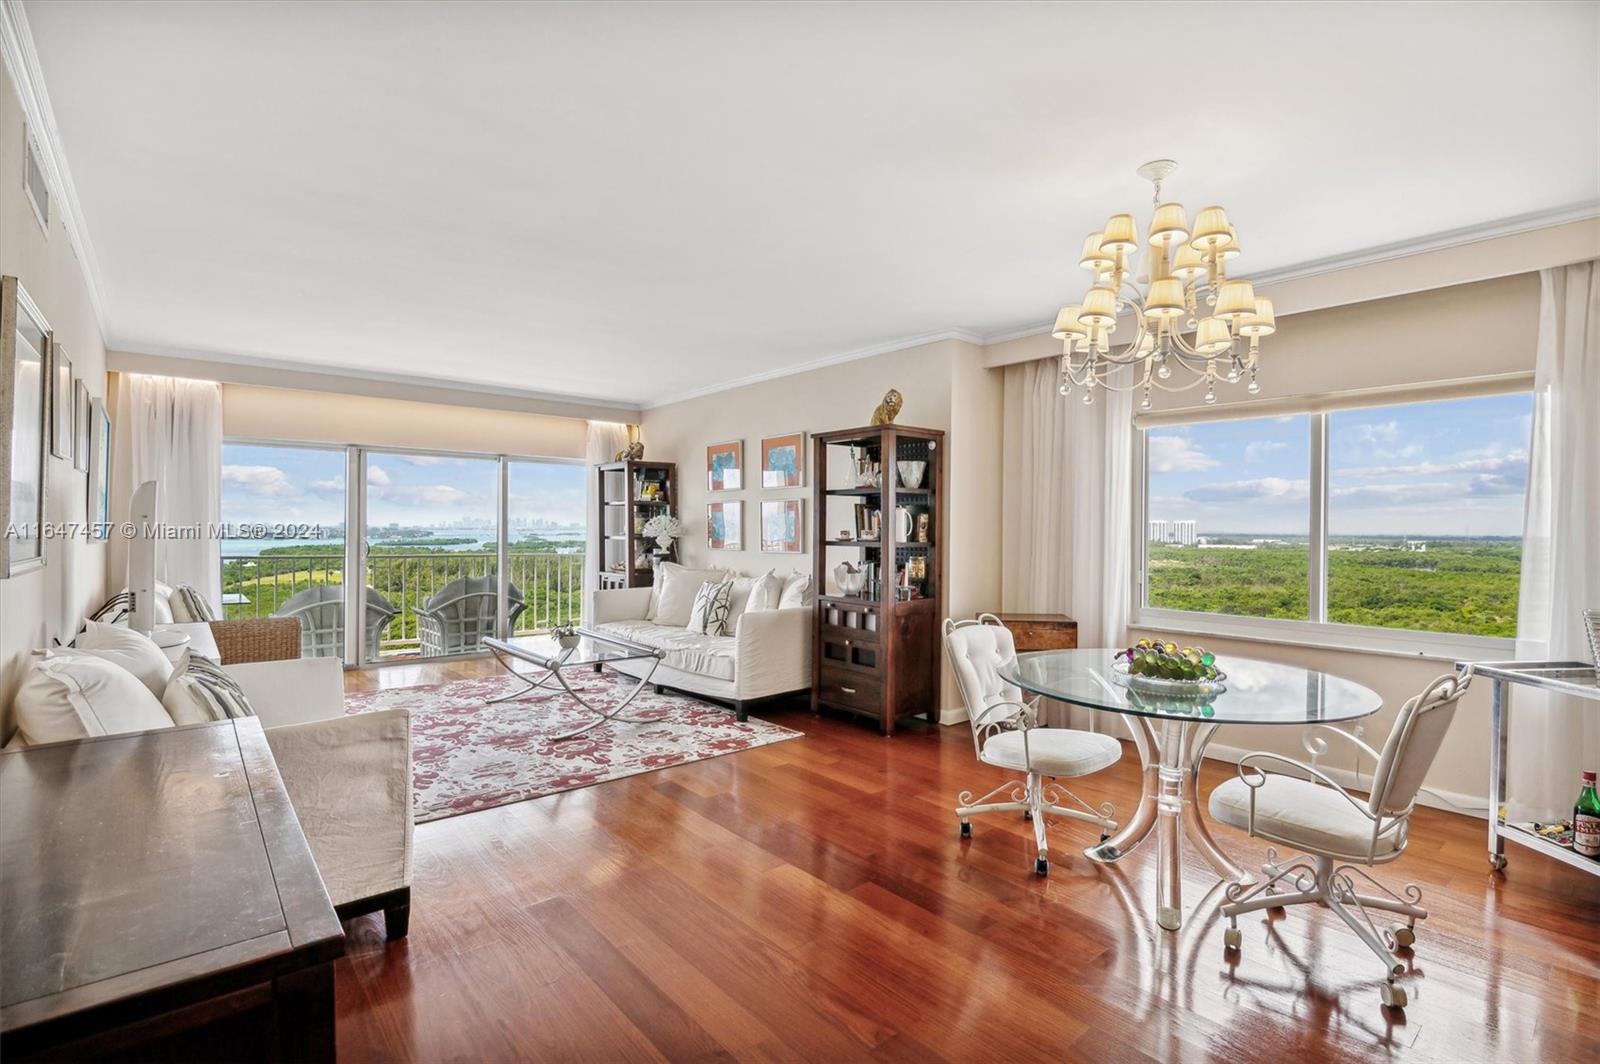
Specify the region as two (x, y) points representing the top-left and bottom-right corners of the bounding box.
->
(264, 708), (412, 907)
(210, 618), (301, 664)
(225, 657), (346, 728)
(1236, 751), (1377, 820)
(593, 587), (652, 624)
(1304, 723), (1384, 765)
(733, 607), (812, 697)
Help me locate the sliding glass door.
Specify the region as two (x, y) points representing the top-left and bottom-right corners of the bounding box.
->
(222, 440), (586, 665)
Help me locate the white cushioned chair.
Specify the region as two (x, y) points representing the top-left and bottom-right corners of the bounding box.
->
(943, 615), (1120, 876)
(1210, 671), (1473, 1009)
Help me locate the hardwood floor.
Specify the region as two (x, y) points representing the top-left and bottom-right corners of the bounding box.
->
(337, 659), (1600, 1062)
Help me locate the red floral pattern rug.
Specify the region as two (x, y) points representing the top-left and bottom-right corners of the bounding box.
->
(344, 674), (803, 823)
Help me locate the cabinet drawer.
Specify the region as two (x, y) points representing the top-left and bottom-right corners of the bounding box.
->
(817, 664), (882, 714)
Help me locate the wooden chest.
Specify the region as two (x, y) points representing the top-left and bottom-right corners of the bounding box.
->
(993, 612), (1078, 652)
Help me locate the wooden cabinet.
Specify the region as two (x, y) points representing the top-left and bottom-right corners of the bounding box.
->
(993, 612), (1078, 652)
(811, 424), (943, 735)
(596, 460), (678, 589)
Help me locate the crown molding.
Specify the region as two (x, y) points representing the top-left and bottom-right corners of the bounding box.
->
(109, 344), (641, 422)
(642, 328), (984, 409)
(0, 0), (111, 337)
(978, 202), (1600, 348)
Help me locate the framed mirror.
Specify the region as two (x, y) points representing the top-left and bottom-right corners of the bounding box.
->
(1, 276), (50, 576)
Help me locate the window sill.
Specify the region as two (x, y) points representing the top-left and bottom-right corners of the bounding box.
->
(1129, 609), (1513, 664)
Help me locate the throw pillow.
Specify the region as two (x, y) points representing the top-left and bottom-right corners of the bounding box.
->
(88, 591), (133, 625)
(170, 584), (219, 623)
(724, 569), (775, 633)
(686, 579), (734, 636)
(162, 650), (258, 725)
(746, 571), (786, 613)
(652, 562), (728, 627)
(72, 619), (174, 697)
(779, 572), (814, 610)
(13, 650), (174, 745)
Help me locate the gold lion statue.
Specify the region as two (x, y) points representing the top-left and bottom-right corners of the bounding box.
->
(870, 388), (903, 426)
(614, 441), (645, 461)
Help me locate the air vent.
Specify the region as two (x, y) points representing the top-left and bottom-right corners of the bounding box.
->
(23, 127), (48, 233)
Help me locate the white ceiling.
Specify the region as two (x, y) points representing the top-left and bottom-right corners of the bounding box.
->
(21, 1), (1600, 408)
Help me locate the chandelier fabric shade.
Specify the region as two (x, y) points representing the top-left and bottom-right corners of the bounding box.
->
(1052, 160), (1274, 409)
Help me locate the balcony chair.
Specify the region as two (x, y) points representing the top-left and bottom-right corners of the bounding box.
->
(415, 575), (527, 656)
(1209, 671), (1474, 1009)
(273, 584), (400, 659)
(943, 615), (1121, 876)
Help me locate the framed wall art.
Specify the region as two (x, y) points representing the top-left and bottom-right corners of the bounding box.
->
(706, 440), (743, 492)
(73, 379), (90, 472)
(50, 344), (72, 460)
(706, 500), (742, 550)
(1, 276), (50, 576)
(760, 431), (805, 489)
(760, 498), (803, 553)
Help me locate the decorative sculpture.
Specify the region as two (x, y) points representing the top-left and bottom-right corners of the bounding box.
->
(614, 440), (645, 461)
(870, 388), (903, 425)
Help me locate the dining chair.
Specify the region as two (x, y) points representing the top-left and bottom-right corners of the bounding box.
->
(1208, 671), (1473, 1009)
(942, 615), (1121, 876)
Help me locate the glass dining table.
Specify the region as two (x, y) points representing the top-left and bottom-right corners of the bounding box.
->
(998, 648), (1384, 931)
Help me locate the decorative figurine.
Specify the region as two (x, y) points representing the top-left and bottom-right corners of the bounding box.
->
(870, 388), (903, 426)
(614, 440), (646, 461)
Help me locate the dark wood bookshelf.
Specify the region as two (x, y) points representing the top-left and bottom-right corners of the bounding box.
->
(595, 460), (678, 590)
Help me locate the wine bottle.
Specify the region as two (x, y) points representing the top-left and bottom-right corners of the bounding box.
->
(1575, 771), (1600, 859)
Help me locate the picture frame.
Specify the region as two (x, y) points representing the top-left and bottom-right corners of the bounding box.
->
(706, 440), (743, 492)
(1, 276), (50, 576)
(760, 498), (803, 553)
(87, 397), (111, 542)
(50, 343), (71, 461)
(73, 379), (90, 472)
(760, 431), (805, 489)
(706, 500), (743, 550)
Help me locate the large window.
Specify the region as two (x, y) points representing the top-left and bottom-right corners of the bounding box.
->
(1139, 392), (1533, 644)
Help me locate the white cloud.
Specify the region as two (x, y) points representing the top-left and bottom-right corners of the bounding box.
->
(221, 465), (296, 498)
(1184, 477), (1308, 503)
(1148, 434), (1220, 474)
(1337, 452), (1527, 479)
(1244, 440), (1286, 463)
(366, 465), (392, 487)
(376, 484), (474, 506)
(396, 455), (455, 467)
(308, 476), (345, 494)
(1351, 420), (1401, 445)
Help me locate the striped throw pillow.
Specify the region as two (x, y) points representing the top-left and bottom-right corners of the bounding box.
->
(171, 585), (218, 623)
(161, 650), (256, 725)
(88, 591), (133, 625)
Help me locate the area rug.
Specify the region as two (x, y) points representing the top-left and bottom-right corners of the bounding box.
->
(344, 674), (803, 823)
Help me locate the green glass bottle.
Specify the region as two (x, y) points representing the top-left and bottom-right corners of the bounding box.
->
(1575, 772), (1600, 859)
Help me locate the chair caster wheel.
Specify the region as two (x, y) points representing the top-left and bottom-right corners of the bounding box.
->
(1381, 983), (1407, 1009)
(1392, 925), (1415, 948)
(959, 821), (971, 839)
(1035, 856), (1049, 876)
(1223, 926), (1241, 950)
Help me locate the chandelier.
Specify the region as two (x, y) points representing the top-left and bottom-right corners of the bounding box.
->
(1053, 159), (1275, 409)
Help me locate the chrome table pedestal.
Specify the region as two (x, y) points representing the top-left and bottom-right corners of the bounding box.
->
(1086, 718), (1252, 930)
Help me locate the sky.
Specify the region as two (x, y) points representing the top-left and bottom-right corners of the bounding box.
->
(221, 444), (587, 529)
(1147, 393), (1533, 537)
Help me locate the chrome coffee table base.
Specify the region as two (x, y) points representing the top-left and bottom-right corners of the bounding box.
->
(485, 639), (663, 741)
(1084, 719), (1251, 930)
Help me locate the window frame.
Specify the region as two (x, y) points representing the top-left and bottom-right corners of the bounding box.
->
(1129, 385), (1530, 662)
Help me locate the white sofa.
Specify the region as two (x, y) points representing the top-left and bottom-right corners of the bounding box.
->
(226, 657), (414, 939)
(592, 583), (812, 720)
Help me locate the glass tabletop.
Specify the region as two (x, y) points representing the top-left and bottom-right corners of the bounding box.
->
(999, 648), (1383, 725)
(483, 629), (660, 668)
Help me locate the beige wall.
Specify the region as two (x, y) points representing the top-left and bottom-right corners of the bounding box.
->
(0, 69), (109, 734)
(220, 383), (588, 458)
(640, 338), (1004, 712)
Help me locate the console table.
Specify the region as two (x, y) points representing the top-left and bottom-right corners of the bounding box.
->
(1, 720), (345, 1061)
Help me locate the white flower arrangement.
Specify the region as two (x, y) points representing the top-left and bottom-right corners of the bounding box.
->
(642, 514), (684, 551)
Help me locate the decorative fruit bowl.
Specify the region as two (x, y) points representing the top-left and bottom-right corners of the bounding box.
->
(1111, 639), (1227, 698)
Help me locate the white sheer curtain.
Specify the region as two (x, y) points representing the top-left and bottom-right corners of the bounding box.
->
(111, 374), (224, 608)
(1001, 357), (1133, 729)
(1508, 260), (1600, 821)
(582, 420), (632, 626)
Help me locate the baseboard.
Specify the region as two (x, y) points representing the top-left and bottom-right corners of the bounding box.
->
(1202, 741), (1490, 821)
(939, 706), (969, 727)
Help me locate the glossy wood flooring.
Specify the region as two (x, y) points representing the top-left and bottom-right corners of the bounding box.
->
(338, 659), (1600, 1062)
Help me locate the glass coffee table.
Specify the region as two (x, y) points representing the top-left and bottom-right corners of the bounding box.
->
(482, 628), (664, 740)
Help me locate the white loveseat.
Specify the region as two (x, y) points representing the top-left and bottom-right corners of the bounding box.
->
(591, 567), (813, 720)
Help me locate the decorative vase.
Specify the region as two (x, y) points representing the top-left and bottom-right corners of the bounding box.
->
(896, 460), (927, 489)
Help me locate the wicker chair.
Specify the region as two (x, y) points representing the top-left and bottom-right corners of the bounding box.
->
(415, 575), (526, 656)
(273, 585), (400, 659)
(209, 618), (303, 664)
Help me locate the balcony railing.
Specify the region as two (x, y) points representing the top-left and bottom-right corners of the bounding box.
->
(221, 550), (584, 657)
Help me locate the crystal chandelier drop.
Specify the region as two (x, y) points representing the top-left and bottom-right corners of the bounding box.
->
(1054, 159), (1275, 410)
